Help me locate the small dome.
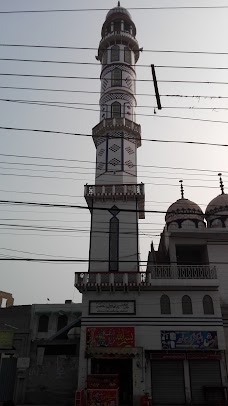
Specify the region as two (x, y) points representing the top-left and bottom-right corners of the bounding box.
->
(206, 193), (228, 217)
(166, 198), (204, 225)
(106, 4), (132, 20)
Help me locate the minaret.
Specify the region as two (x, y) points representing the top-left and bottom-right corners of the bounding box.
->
(84, 3), (145, 273)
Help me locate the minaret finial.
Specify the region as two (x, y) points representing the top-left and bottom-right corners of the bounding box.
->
(118, 1), (120, 6)
(179, 180), (184, 199)
(218, 173), (225, 194)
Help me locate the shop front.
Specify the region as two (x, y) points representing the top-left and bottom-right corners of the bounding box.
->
(86, 326), (139, 406)
(148, 330), (226, 405)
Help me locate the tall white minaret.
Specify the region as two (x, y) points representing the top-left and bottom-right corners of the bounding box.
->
(84, 3), (145, 273)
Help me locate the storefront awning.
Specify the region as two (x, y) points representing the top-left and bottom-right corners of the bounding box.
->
(86, 347), (140, 358)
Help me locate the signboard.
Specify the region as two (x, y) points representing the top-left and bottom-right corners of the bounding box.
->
(161, 331), (218, 350)
(87, 389), (118, 406)
(0, 330), (14, 349)
(87, 374), (118, 389)
(89, 301), (135, 315)
(17, 357), (30, 369)
(86, 327), (135, 348)
(150, 352), (186, 360)
(187, 352), (221, 360)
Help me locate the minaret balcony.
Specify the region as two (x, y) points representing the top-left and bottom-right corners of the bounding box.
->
(84, 183), (145, 219)
(92, 117), (141, 147)
(98, 31), (139, 62)
(74, 265), (218, 293)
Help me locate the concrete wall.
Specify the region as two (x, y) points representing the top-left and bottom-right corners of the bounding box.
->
(25, 352), (79, 405)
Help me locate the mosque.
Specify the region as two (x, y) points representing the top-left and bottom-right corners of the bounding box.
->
(74, 3), (228, 405)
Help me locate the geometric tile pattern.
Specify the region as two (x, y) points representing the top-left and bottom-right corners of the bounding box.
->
(125, 146), (134, 155)
(125, 160), (134, 168)
(109, 144), (120, 152)
(109, 158), (120, 166)
(98, 148), (105, 156)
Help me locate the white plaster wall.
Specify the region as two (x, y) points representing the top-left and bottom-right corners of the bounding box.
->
(80, 290), (224, 349)
(89, 200), (139, 272)
(208, 243), (228, 304)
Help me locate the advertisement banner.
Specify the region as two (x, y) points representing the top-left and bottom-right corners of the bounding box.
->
(0, 330), (14, 349)
(161, 331), (218, 350)
(87, 389), (118, 406)
(86, 327), (135, 348)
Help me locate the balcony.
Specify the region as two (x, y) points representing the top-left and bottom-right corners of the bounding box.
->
(75, 265), (218, 292)
(98, 31), (140, 62)
(92, 118), (141, 147)
(84, 183), (145, 219)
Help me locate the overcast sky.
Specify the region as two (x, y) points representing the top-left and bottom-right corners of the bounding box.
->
(0, 0), (228, 305)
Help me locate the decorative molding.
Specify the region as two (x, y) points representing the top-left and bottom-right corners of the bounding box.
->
(100, 92), (135, 106)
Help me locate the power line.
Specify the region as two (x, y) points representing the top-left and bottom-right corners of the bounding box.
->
(0, 152), (227, 175)
(1, 43), (228, 56)
(2, 97), (228, 112)
(0, 6), (227, 14)
(1, 125), (228, 148)
(1, 57), (228, 72)
(1, 85), (227, 100)
(0, 72), (227, 86)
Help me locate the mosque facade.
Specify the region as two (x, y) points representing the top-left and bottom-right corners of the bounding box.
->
(75, 4), (228, 405)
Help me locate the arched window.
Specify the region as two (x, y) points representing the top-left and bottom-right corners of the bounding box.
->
(112, 68), (122, 87)
(160, 295), (171, 314)
(109, 216), (119, 271)
(182, 295), (193, 314)
(203, 295), (214, 315)
(103, 51), (107, 65)
(38, 315), (49, 332)
(57, 314), (68, 331)
(111, 102), (121, 118)
(124, 47), (131, 64)
(111, 45), (120, 62)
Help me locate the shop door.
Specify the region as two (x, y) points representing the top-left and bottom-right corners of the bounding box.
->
(151, 360), (185, 405)
(189, 360), (223, 405)
(91, 359), (133, 406)
(0, 357), (17, 401)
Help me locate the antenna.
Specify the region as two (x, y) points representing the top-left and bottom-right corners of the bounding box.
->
(218, 173), (225, 194)
(179, 180), (184, 199)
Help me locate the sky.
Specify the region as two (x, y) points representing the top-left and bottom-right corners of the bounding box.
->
(0, 0), (228, 305)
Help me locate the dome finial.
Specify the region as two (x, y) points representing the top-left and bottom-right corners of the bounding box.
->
(218, 173), (225, 194)
(118, 1), (120, 6)
(179, 180), (184, 199)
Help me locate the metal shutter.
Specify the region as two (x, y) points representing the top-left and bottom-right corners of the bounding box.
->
(0, 357), (17, 401)
(151, 360), (185, 405)
(189, 360), (222, 405)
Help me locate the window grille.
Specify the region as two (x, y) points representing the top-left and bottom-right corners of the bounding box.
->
(124, 47), (131, 64)
(109, 216), (119, 271)
(111, 45), (120, 62)
(111, 102), (121, 118)
(112, 68), (122, 87)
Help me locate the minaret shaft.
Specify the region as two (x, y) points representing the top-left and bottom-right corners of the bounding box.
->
(85, 4), (145, 273)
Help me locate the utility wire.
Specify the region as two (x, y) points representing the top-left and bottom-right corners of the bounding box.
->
(0, 72), (227, 86)
(0, 6), (227, 14)
(1, 125), (228, 147)
(1, 57), (228, 72)
(2, 97), (228, 111)
(0, 85), (227, 100)
(0, 152), (227, 175)
(1, 43), (228, 56)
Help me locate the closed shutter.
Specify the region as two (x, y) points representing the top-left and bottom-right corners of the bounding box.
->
(189, 360), (222, 405)
(0, 357), (17, 401)
(151, 360), (185, 405)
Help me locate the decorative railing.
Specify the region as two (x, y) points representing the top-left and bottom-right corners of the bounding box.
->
(75, 266), (217, 290)
(92, 118), (141, 136)
(84, 183), (144, 198)
(149, 265), (217, 280)
(99, 31), (139, 46)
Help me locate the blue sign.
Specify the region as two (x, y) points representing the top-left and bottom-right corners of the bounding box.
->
(161, 331), (218, 350)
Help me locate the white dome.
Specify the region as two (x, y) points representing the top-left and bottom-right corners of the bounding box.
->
(165, 198), (204, 224)
(106, 5), (131, 20)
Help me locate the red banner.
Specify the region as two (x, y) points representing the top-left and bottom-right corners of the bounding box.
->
(87, 375), (119, 390)
(86, 327), (135, 348)
(87, 389), (118, 406)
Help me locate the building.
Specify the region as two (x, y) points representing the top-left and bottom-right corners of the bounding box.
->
(75, 4), (228, 406)
(0, 300), (82, 405)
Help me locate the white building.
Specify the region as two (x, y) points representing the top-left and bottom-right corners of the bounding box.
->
(75, 4), (228, 405)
